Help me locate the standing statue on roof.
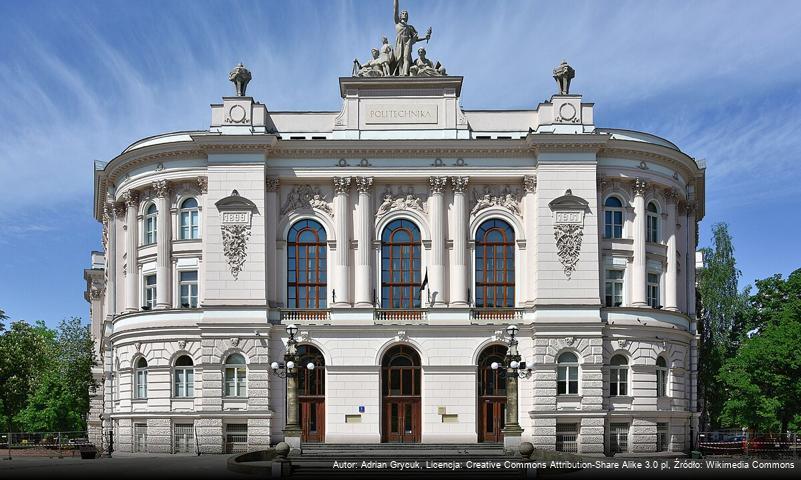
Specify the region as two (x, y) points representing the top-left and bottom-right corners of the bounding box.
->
(393, 0), (431, 76)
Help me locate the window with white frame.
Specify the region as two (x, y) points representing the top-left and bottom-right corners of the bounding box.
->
(557, 352), (579, 395)
(224, 353), (247, 397)
(604, 197), (624, 239)
(609, 422), (629, 454)
(144, 203), (157, 245)
(179, 271), (198, 308)
(610, 354), (628, 396)
(646, 201), (659, 243)
(179, 198), (200, 240)
(134, 357), (148, 399)
(144, 274), (157, 309)
(605, 269), (624, 307)
(656, 422), (670, 452)
(647, 272), (661, 308)
(656, 356), (668, 397)
(174, 355), (194, 398)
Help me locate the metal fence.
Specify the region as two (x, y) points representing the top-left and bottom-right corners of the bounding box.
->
(0, 431), (90, 456)
(698, 431), (799, 458)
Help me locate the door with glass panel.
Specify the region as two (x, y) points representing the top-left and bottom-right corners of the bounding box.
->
(381, 345), (421, 443)
(297, 345), (325, 443)
(478, 345), (507, 443)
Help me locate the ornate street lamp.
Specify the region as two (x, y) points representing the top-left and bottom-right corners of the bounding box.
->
(489, 324), (529, 451)
(270, 324), (303, 452)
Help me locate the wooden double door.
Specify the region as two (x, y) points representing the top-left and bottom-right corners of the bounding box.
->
(382, 398), (421, 443)
(479, 397), (506, 443)
(299, 396), (325, 443)
(381, 345), (422, 443)
(297, 345), (325, 443)
(478, 345), (508, 443)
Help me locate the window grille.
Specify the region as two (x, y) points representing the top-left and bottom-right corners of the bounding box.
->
(225, 424), (248, 454)
(173, 423), (194, 453)
(657, 422), (670, 452)
(556, 423), (578, 453)
(609, 423), (629, 454)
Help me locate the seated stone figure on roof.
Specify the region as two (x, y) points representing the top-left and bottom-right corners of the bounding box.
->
(409, 48), (446, 77)
(353, 48), (384, 77)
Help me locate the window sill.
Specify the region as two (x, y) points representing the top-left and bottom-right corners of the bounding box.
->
(174, 238), (201, 244)
(556, 394), (582, 400)
(172, 396), (196, 400)
(132, 398), (148, 403)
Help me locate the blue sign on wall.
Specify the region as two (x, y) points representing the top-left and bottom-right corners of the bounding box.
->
(358, 405), (365, 413)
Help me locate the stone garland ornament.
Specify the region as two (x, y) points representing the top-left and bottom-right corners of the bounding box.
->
(215, 190), (258, 280)
(281, 185), (333, 216)
(548, 189), (589, 280)
(376, 186), (426, 218)
(470, 185), (522, 217)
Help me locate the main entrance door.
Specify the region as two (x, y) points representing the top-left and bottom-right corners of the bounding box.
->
(478, 345), (507, 443)
(297, 345), (325, 443)
(381, 345), (421, 443)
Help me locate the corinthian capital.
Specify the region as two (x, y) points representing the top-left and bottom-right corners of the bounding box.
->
(122, 190), (139, 208)
(429, 176), (448, 194)
(523, 175), (537, 193)
(450, 176), (469, 193)
(265, 176), (280, 192)
(355, 176), (374, 193)
(333, 176), (352, 194)
(152, 179), (170, 198)
(632, 178), (647, 197)
(197, 176), (208, 194)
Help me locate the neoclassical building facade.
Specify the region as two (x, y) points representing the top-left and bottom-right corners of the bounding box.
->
(84, 65), (705, 456)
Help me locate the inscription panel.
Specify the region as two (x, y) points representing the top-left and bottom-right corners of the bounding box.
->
(364, 104), (438, 125)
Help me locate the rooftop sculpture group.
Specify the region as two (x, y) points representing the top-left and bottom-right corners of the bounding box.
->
(353, 0), (446, 77)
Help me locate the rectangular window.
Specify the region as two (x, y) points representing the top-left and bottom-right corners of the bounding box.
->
(656, 423), (669, 452)
(225, 367), (247, 397)
(135, 370), (147, 399)
(173, 424), (194, 454)
(145, 217), (157, 245)
(133, 423), (147, 453)
(144, 274), (157, 309)
(610, 368), (628, 396)
(174, 369), (194, 397)
(225, 424), (248, 454)
(180, 210), (199, 240)
(557, 365), (579, 395)
(556, 423), (579, 453)
(605, 269), (624, 307)
(179, 271), (198, 308)
(647, 272), (660, 308)
(609, 423), (629, 454)
(657, 368), (668, 398)
(647, 215), (659, 243)
(604, 210), (623, 239)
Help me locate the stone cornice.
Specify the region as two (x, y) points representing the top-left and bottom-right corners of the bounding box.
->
(271, 139), (531, 158)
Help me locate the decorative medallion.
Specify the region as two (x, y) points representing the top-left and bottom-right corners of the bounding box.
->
(376, 186), (426, 218)
(564, 336), (575, 346)
(617, 339), (631, 349)
(216, 190), (257, 280)
(549, 189), (589, 279)
(470, 185), (522, 216)
(230, 337), (240, 347)
(178, 340), (187, 350)
(281, 185), (333, 215)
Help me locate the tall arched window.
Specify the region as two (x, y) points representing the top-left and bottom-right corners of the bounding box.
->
(475, 219), (515, 308)
(381, 219), (421, 309)
(610, 354), (629, 396)
(656, 356), (668, 397)
(174, 355), (194, 398)
(224, 353), (247, 397)
(604, 197), (624, 239)
(288, 220), (328, 308)
(144, 203), (157, 245)
(179, 198), (200, 240)
(646, 201), (659, 243)
(557, 352), (579, 395)
(134, 357), (148, 399)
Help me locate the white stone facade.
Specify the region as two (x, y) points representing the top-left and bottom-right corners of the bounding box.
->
(84, 74), (704, 456)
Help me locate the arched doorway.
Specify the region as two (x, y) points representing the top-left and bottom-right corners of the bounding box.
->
(381, 345), (421, 443)
(297, 345), (325, 443)
(477, 345), (507, 443)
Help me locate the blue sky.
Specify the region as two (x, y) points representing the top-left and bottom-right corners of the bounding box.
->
(1, 0), (800, 328)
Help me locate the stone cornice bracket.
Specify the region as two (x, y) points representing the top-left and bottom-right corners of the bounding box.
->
(450, 176), (469, 193)
(523, 175), (537, 194)
(429, 176), (448, 194)
(333, 176), (352, 194)
(632, 178), (648, 197)
(265, 176), (280, 192)
(152, 179), (170, 198)
(122, 189), (139, 208)
(355, 176), (374, 193)
(197, 176), (208, 194)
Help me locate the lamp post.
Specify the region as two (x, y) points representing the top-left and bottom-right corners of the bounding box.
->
(490, 324), (530, 452)
(271, 324), (303, 453)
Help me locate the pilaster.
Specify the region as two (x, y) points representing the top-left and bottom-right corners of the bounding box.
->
(123, 190), (139, 312)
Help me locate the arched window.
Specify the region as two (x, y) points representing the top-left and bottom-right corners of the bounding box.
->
(604, 197), (624, 239)
(478, 345), (507, 397)
(382, 345), (421, 396)
(656, 356), (668, 397)
(298, 345), (325, 397)
(557, 352), (579, 395)
(179, 198), (199, 240)
(144, 203), (157, 245)
(381, 219), (421, 309)
(134, 357), (148, 399)
(224, 353), (247, 397)
(288, 220), (328, 308)
(174, 355), (194, 398)
(475, 219), (515, 308)
(646, 202), (659, 243)
(610, 354), (629, 396)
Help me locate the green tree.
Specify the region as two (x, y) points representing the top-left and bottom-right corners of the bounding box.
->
(718, 269), (801, 431)
(696, 222), (745, 429)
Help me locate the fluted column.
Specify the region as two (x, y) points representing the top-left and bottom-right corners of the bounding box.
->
(266, 177), (279, 307)
(123, 190), (139, 312)
(333, 177), (352, 307)
(153, 180), (171, 309)
(664, 189), (679, 311)
(631, 178), (648, 307)
(429, 177), (448, 306)
(355, 177), (374, 307)
(449, 176), (469, 306)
